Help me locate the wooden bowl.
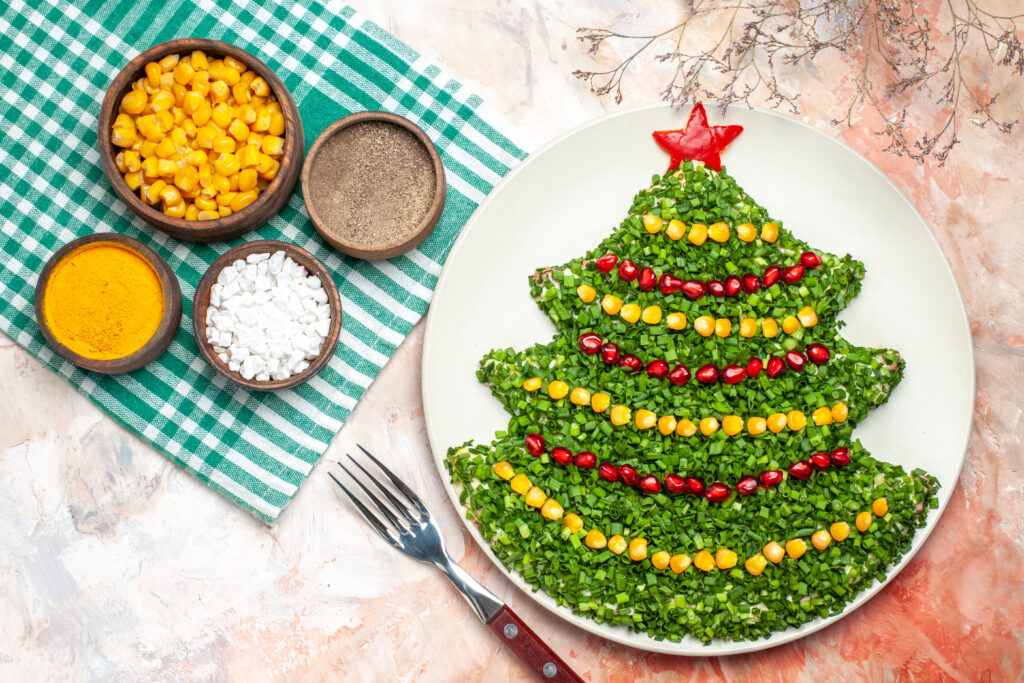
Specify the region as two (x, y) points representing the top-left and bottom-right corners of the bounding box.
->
(34, 233), (183, 374)
(301, 111), (446, 259)
(192, 240), (342, 391)
(98, 38), (304, 242)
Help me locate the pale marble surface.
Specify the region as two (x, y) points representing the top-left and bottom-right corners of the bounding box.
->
(2, 1), (1022, 680)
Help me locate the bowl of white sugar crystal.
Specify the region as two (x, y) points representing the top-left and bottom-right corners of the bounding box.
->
(192, 240), (342, 391)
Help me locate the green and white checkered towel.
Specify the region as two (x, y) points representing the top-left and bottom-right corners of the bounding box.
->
(0, 0), (526, 523)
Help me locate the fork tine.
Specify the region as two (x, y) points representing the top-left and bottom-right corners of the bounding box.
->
(328, 470), (399, 548)
(338, 459), (403, 529)
(357, 444), (430, 518)
(346, 454), (418, 525)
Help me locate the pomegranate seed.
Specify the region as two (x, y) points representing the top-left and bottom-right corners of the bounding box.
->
(785, 350), (807, 371)
(722, 364), (747, 385)
(638, 267), (657, 291)
(646, 359), (670, 379)
(525, 433), (545, 456)
(735, 476), (759, 496)
(696, 363), (719, 384)
(618, 465), (639, 486)
(746, 358), (763, 377)
(595, 253), (618, 273)
(788, 460), (812, 480)
(618, 259), (639, 281)
(681, 280), (707, 300)
(742, 273), (762, 293)
(619, 355), (642, 373)
(668, 364), (692, 385)
(664, 473), (686, 494)
(658, 273), (683, 294)
(685, 477), (705, 496)
(600, 342), (621, 365)
(782, 264), (805, 284)
(766, 356), (786, 378)
(809, 452), (831, 470)
(550, 446), (572, 465)
(724, 275), (742, 297)
(763, 265), (782, 287)
(759, 469), (784, 487)
(806, 343), (830, 365)
(707, 280), (726, 297)
(830, 447), (851, 466)
(705, 483), (731, 502)
(573, 451), (596, 469)
(800, 251), (821, 268)
(639, 475), (662, 494)
(598, 462), (619, 482)
(578, 332), (603, 354)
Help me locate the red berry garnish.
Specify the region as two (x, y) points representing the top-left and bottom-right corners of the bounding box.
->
(664, 473), (686, 494)
(806, 343), (830, 365)
(578, 332), (603, 354)
(735, 476), (759, 496)
(573, 451), (596, 469)
(619, 355), (642, 372)
(525, 433), (545, 456)
(696, 363), (719, 384)
(788, 460), (812, 480)
(800, 251), (821, 268)
(646, 359), (670, 379)
(759, 469), (784, 487)
(705, 483), (731, 502)
(595, 253), (618, 273)
(618, 259), (639, 281)
(639, 475), (662, 494)
(668, 364), (692, 385)
(809, 452), (831, 470)
(707, 280), (726, 297)
(685, 477), (705, 496)
(618, 465), (639, 486)
(830, 447), (851, 466)
(600, 342), (621, 365)
(766, 356), (786, 378)
(741, 273), (762, 293)
(550, 446), (572, 465)
(681, 279), (707, 300)
(638, 267), (657, 291)
(782, 264), (805, 284)
(658, 273), (683, 294)
(598, 462), (619, 482)
(746, 358), (763, 377)
(724, 275), (742, 297)
(763, 265), (782, 287)
(722, 364), (747, 385)
(785, 350), (807, 371)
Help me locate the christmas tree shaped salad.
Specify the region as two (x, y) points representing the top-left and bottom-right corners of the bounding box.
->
(447, 103), (939, 644)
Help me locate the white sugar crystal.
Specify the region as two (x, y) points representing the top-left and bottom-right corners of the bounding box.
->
(205, 253), (332, 384)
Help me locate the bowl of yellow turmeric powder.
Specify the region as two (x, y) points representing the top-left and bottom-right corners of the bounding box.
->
(98, 39), (304, 242)
(34, 234), (182, 374)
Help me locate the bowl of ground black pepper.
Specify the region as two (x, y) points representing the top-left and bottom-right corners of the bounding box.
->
(301, 111), (446, 259)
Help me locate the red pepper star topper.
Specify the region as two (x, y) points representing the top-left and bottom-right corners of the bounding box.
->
(652, 102), (743, 172)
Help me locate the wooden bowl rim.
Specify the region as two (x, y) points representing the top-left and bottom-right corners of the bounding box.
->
(301, 110), (447, 260)
(191, 239), (342, 391)
(34, 233), (183, 374)
(98, 38), (304, 242)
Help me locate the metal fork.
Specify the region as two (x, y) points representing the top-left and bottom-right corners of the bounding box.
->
(330, 445), (583, 683)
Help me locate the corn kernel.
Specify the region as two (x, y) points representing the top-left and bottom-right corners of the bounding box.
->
(228, 119), (250, 142)
(253, 107), (272, 132)
(211, 103), (233, 129)
(236, 104), (257, 125)
(145, 61), (162, 87)
(687, 223), (708, 245)
(139, 140), (158, 159)
(813, 406), (833, 426)
(577, 284), (596, 303)
(547, 380), (569, 400)
(590, 392), (610, 413)
(144, 179), (166, 204)
(564, 513), (584, 533)
(767, 413), (787, 433)
(601, 294), (623, 316)
(665, 312), (687, 330)
(191, 75), (210, 97)
(149, 90), (175, 113)
(832, 402), (849, 423)
(111, 126), (136, 147)
(185, 205), (199, 221)
(257, 157), (279, 180)
(585, 529), (607, 549)
(782, 316), (800, 334)
(190, 50), (208, 71)
(173, 60), (195, 85)
(657, 415), (677, 436)
(619, 303), (641, 324)
(641, 305), (662, 325)
(607, 535), (627, 554)
(261, 134), (284, 156)
(251, 76), (270, 96)
(154, 137), (176, 158)
(856, 511), (872, 532)
(223, 55), (246, 72)
(213, 153), (240, 176)
(522, 377), (542, 392)
(763, 541), (785, 564)
(158, 53), (179, 70)
(195, 125), (217, 149)
(194, 196), (217, 212)
(140, 156), (160, 178)
(236, 168), (258, 192)
(762, 318), (779, 338)
(610, 405), (631, 426)
(872, 497), (888, 516)
(699, 416), (719, 436)
(643, 214), (663, 234)
(156, 159), (177, 176)
(628, 538), (648, 562)
(811, 530), (832, 550)
(192, 102), (212, 126)
(787, 410), (807, 431)
(230, 189), (259, 213)
(785, 539), (807, 559)
(210, 134), (235, 155)
(120, 89), (148, 115)
(220, 65), (241, 86)
(669, 554), (691, 574)
(158, 72), (174, 92)
(123, 171), (143, 190)
(708, 222), (729, 242)
(635, 409), (656, 430)
(159, 185), (182, 206)
(739, 318), (757, 338)
(525, 486), (546, 508)
(761, 222), (779, 242)
(798, 306), (818, 327)
(665, 219), (685, 241)
(510, 473), (531, 495)
(747, 416), (767, 435)
(541, 498), (564, 520)
(694, 550), (715, 572)
(736, 222), (757, 242)
(651, 550), (671, 570)
(569, 387), (591, 406)
(238, 143), (260, 168)
(210, 173), (231, 194)
(694, 315), (715, 337)
(232, 81), (251, 105)
(745, 554), (768, 576)
(715, 548), (738, 570)
(136, 114), (163, 141)
(830, 522), (850, 542)
(164, 202), (186, 218)
(722, 415), (743, 436)
(492, 461), (515, 480)
(714, 318), (731, 337)
(675, 419), (697, 437)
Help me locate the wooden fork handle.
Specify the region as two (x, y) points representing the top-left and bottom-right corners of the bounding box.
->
(486, 605), (584, 682)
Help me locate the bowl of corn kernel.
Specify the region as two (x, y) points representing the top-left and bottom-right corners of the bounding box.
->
(98, 38), (304, 241)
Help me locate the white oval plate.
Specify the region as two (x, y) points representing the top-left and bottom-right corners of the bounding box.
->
(421, 103), (974, 655)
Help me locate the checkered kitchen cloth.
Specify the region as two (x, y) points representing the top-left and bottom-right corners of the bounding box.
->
(0, 0), (526, 522)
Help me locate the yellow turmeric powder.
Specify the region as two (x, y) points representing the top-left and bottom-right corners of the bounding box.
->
(42, 242), (164, 360)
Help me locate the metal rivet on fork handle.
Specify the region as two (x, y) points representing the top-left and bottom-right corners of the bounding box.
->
(503, 623), (518, 639)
